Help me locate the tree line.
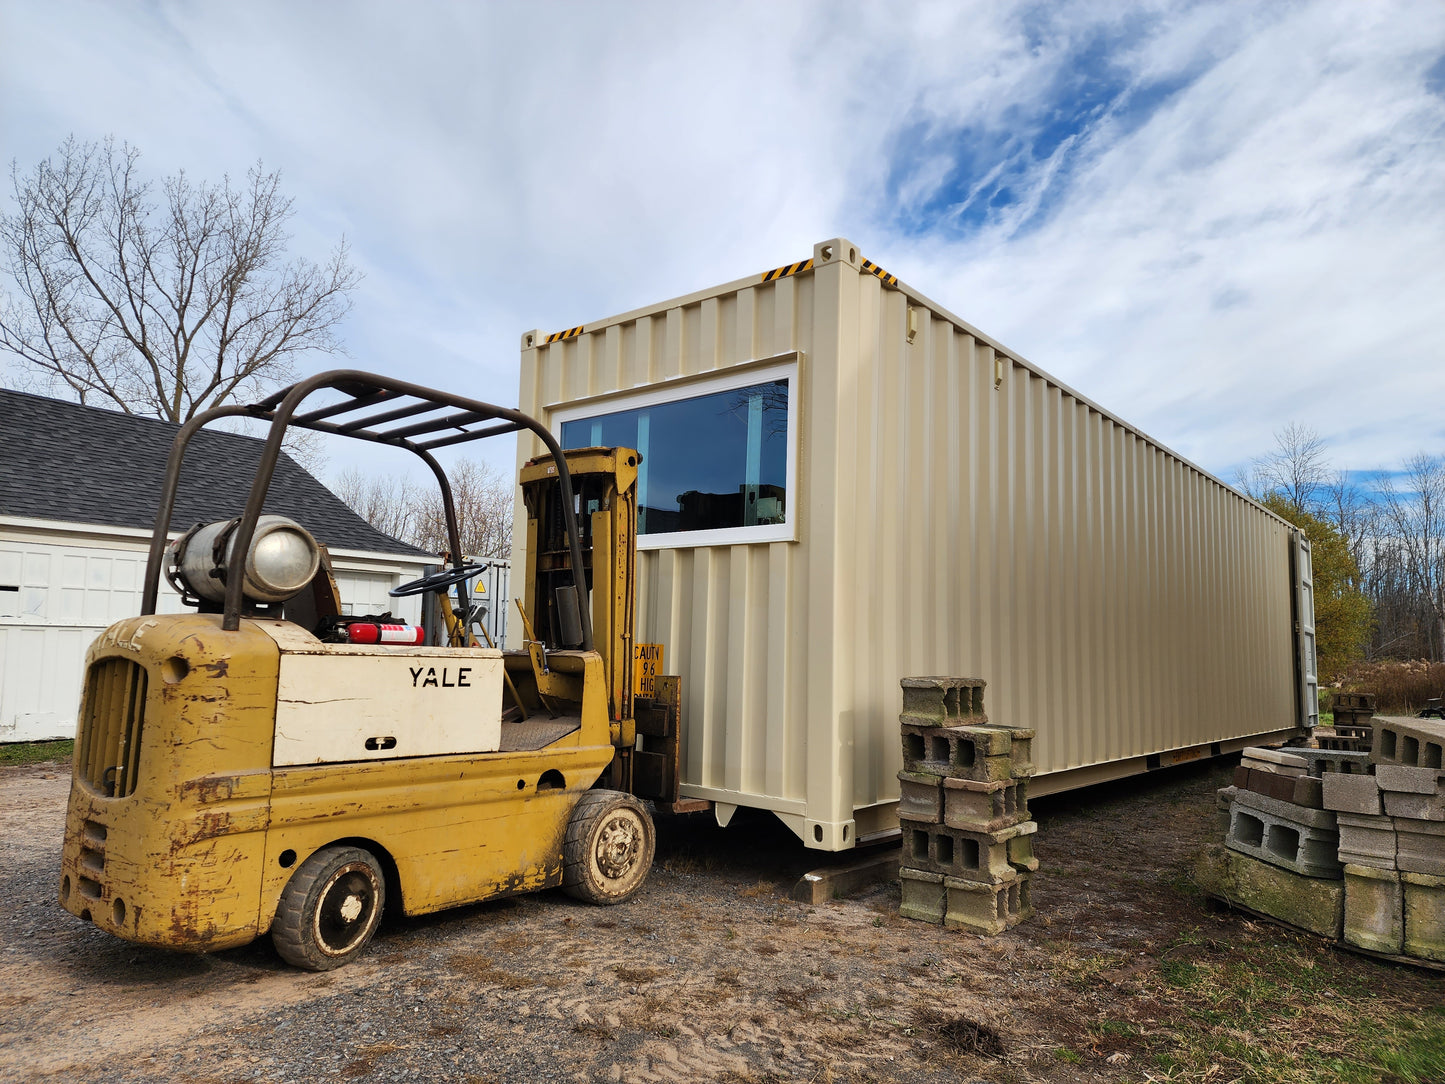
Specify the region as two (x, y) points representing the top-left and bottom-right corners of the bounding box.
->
(1241, 423), (1445, 678)
(332, 460), (513, 560)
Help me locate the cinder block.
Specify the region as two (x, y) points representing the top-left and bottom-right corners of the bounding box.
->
(899, 815), (1033, 883)
(1332, 692), (1376, 713)
(1297, 748), (1373, 776)
(897, 770), (944, 823)
(1227, 790), (1341, 879)
(1235, 764), (1293, 802)
(1382, 791), (1445, 822)
(900, 723), (1012, 781)
(1007, 728), (1034, 775)
(1376, 764), (1445, 795)
(1242, 747), (1310, 776)
(943, 872), (1031, 934)
(1336, 812), (1397, 869)
(1193, 843), (1344, 939)
(1401, 871), (1445, 961)
(948, 724), (1013, 757)
(1396, 819), (1445, 876)
(1007, 872), (1034, 928)
(1215, 786), (1237, 836)
(900, 676), (986, 726)
(1334, 723), (1374, 744)
(1371, 717), (1445, 769)
(898, 866), (946, 924)
(943, 777), (1026, 832)
(1334, 707), (1375, 729)
(1007, 830), (1038, 873)
(1321, 771), (1382, 816)
(1235, 766), (1324, 808)
(1317, 734), (1371, 753)
(1232, 787), (1338, 830)
(1342, 864), (1404, 955)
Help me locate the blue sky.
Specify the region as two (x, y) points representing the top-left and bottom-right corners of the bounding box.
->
(1, 0), (1442, 491)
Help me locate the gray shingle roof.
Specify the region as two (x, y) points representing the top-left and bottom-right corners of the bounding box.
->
(0, 388), (430, 559)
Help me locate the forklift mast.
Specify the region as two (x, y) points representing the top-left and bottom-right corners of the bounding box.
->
(519, 447), (639, 744)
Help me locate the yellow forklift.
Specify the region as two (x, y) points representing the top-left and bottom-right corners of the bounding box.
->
(57, 371), (682, 970)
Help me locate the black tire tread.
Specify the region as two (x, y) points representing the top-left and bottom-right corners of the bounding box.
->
(561, 790), (654, 904)
(270, 845), (383, 971)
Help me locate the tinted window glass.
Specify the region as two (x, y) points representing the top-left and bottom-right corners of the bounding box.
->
(560, 380), (788, 535)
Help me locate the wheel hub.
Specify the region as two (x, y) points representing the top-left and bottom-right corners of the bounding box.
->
(596, 814), (638, 879)
(338, 894), (363, 923)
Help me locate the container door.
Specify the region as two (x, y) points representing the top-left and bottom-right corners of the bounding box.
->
(1291, 530), (1318, 729)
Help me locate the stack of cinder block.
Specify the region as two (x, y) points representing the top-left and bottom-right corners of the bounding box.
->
(1319, 692), (1375, 752)
(1211, 746), (1348, 939)
(1200, 716), (1445, 963)
(895, 677), (1037, 934)
(1321, 716), (1445, 962)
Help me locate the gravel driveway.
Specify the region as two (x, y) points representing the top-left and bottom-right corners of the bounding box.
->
(3, 757), (1441, 1084)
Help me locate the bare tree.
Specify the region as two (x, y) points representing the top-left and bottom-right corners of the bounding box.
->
(1250, 421), (1330, 514)
(334, 459), (514, 560)
(1323, 470), (1375, 590)
(332, 468), (422, 544)
(412, 459), (515, 559)
(0, 136), (358, 420)
(1379, 453), (1445, 661)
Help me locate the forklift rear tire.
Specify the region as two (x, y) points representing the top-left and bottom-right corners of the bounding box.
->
(562, 790), (655, 904)
(271, 845), (386, 971)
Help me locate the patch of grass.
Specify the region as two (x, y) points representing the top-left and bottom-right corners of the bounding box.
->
(1053, 1048), (1083, 1064)
(614, 964), (664, 984)
(445, 954), (534, 989)
(621, 994), (679, 1038)
(1158, 958), (1204, 988)
(0, 740), (72, 767)
(738, 879), (776, 898)
(1131, 934), (1445, 1084)
(1090, 1019), (1138, 1038)
(775, 985), (816, 1009)
(912, 1009), (1004, 1058)
(715, 967), (741, 986)
(572, 1021), (617, 1041)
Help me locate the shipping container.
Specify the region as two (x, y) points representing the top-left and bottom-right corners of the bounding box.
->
(511, 238), (1317, 850)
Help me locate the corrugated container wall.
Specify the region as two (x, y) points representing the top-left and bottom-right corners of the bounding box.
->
(513, 238), (1311, 850)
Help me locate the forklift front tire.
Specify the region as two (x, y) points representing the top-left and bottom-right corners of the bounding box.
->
(271, 845), (386, 971)
(563, 790), (655, 904)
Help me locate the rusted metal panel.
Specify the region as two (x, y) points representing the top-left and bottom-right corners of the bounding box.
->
(515, 238), (1305, 850)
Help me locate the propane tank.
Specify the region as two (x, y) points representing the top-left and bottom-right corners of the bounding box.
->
(170, 515), (321, 604)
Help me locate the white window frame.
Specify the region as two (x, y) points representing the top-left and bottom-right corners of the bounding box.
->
(550, 355), (800, 550)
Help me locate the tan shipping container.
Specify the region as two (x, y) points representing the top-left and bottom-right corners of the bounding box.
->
(512, 238), (1317, 850)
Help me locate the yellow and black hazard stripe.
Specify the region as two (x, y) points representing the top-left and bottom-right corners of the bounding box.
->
(761, 258), (814, 283)
(544, 325), (585, 344)
(860, 258), (898, 288)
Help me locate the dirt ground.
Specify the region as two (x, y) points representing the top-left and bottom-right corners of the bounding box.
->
(1, 757), (1441, 1084)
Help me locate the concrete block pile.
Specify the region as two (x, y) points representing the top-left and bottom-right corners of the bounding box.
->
(1319, 692), (1375, 752)
(895, 677), (1037, 935)
(1199, 715), (1445, 963)
(1323, 716), (1445, 961)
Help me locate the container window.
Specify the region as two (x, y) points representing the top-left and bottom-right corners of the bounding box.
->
(557, 366), (796, 548)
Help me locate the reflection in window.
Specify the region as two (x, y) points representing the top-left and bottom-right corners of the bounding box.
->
(560, 380), (789, 535)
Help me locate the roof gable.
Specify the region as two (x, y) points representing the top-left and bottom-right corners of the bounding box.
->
(0, 388), (430, 559)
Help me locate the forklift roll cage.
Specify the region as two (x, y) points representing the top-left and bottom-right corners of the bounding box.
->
(140, 369), (592, 649)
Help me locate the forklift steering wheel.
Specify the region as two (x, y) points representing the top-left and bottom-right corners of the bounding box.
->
(389, 563), (488, 598)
